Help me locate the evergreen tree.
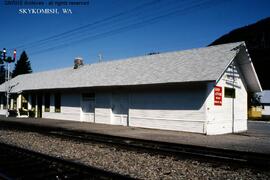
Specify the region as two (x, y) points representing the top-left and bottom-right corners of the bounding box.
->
(12, 51), (32, 78)
(0, 66), (6, 84)
(0, 50), (6, 84)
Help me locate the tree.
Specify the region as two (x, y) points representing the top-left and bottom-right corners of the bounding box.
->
(12, 51), (32, 78)
(0, 66), (6, 84)
(0, 51), (6, 83)
(250, 93), (262, 106)
(147, 52), (160, 56)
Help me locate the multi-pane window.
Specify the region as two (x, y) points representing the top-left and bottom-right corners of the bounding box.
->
(45, 93), (50, 112)
(55, 93), (61, 113)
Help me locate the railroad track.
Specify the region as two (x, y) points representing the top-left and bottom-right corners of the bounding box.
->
(0, 142), (131, 180)
(0, 120), (270, 170)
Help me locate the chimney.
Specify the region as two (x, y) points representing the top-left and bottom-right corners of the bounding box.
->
(74, 57), (84, 69)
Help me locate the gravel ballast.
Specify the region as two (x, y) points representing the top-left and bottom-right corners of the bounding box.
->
(0, 128), (269, 179)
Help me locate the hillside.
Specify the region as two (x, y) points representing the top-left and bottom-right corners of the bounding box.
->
(209, 17), (270, 90)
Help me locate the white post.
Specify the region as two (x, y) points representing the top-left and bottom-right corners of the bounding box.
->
(35, 96), (38, 118)
(10, 98), (13, 109)
(50, 94), (54, 112)
(42, 94), (45, 113)
(28, 95), (32, 110)
(6, 63), (10, 117)
(16, 95), (21, 111)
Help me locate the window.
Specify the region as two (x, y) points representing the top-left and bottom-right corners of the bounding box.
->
(21, 94), (28, 109)
(224, 87), (235, 98)
(45, 94), (50, 112)
(54, 93), (61, 113)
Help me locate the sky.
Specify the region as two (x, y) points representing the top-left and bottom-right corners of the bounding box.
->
(0, 0), (270, 72)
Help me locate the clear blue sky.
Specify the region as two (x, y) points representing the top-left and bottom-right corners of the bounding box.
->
(1, 0), (270, 72)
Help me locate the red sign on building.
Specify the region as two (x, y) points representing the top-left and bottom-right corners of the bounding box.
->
(214, 86), (222, 106)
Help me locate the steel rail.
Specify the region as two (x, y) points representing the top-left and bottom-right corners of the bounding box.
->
(0, 142), (132, 179)
(0, 120), (270, 170)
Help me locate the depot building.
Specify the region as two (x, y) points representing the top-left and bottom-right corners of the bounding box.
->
(0, 42), (262, 135)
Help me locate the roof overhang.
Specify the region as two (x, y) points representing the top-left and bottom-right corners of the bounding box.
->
(1, 80), (212, 94)
(215, 42), (262, 92)
(235, 43), (262, 92)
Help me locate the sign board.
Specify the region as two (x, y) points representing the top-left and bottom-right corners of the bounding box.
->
(214, 86), (222, 106)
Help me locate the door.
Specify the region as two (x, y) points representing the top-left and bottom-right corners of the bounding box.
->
(81, 93), (95, 122)
(111, 92), (128, 126)
(224, 87), (236, 132)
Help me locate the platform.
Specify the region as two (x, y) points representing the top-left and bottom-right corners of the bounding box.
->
(0, 116), (270, 154)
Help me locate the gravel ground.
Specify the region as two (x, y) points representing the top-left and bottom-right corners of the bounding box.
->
(0, 128), (269, 179)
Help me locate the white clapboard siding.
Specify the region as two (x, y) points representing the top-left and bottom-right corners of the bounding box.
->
(95, 92), (112, 124)
(206, 61), (248, 135)
(81, 113), (94, 122)
(130, 116), (205, 133)
(129, 89), (206, 133)
(43, 93), (81, 121)
(111, 92), (128, 126)
(95, 108), (111, 124)
(129, 109), (205, 120)
(43, 111), (80, 121)
(233, 64), (248, 132)
(112, 114), (128, 126)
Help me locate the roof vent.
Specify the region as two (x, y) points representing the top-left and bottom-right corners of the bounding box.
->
(74, 57), (84, 69)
